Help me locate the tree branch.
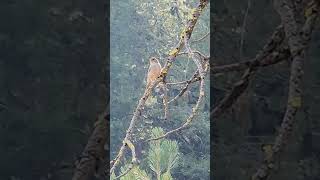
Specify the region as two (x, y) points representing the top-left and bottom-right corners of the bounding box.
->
(72, 108), (108, 180)
(147, 30), (211, 142)
(211, 25), (286, 120)
(211, 44), (289, 75)
(252, 1), (319, 179)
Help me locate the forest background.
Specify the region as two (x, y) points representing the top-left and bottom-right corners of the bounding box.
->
(0, 0), (320, 180)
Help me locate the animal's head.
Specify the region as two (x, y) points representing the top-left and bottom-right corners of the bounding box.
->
(149, 57), (159, 64)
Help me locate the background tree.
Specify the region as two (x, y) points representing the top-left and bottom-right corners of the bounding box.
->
(213, 0), (320, 179)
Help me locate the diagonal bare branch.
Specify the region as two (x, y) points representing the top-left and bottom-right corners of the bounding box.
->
(211, 25), (286, 120)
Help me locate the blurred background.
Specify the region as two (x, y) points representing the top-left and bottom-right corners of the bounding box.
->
(0, 1), (107, 179)
(213, 0), (320, 179)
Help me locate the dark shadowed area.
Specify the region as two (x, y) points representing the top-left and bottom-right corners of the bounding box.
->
(0, 1), (108, 179)
(213, 0), (320, 179)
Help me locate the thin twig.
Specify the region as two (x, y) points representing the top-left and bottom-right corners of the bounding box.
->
(162, 82), (169, 120)
(239, 0), (251, 59)
(147, 75), (206, 142)
(110, 81), (157, 174)
(191, 31), (210, 43)
(113, 139), (137, 179)
(168, 61), (209, 104)
(211, 45), (289, 75)
(168, 71), (199, 104)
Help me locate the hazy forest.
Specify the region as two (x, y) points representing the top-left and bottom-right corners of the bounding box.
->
(0, 0), (320, 180)
(110, 0), (210, 179)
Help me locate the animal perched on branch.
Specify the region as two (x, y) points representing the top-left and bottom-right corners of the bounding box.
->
(145, 57), (165, 107)
(146, 57), (162, 89)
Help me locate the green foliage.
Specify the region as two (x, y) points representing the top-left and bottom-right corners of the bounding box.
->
(117, 127), (179, 180)
(161, 171), (173, 180)
(177, 153), (210, 179)
(148, 128), (179, 176)
(119, 165), (150, 180)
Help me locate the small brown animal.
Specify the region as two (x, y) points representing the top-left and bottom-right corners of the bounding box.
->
(146, 57), (162, 88)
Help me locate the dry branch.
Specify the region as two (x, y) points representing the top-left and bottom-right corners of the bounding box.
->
(166, 70), (199, 86)
(163, 83), (169, 120)
(211, 67), (255, 119)
(211, 45), (290, 75)
(72, 109), (108, 180)
(168, 70), (199, 104)
(211, 25), (286, 120)
(114, 139), (138, 179)
(252, 1), (319, 179)
(167, 51), (209, 103)
(168, 57), (209, 104)
(147, 75), (206, 141)
(147, 32), (210, 142)
(109, 83), (155, 175)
